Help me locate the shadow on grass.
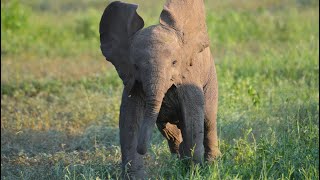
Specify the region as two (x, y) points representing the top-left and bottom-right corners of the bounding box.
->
(1, 126), (122, 179)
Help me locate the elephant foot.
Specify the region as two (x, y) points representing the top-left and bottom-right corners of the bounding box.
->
(205, 148), (221, 163)
(122, 163), (146, 180)
(122, 169), (146, 180)
(178, 142), (204, 164)
(161, 123), (182, 154)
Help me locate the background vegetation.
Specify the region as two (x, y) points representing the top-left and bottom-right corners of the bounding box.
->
(1, 0), (319, 179)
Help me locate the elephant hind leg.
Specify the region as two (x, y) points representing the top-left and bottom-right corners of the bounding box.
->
(203, 65), (221, 162)
(157, 122), (182, 154)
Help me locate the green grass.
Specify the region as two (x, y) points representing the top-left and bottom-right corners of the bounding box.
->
(1, 0), (319, 179)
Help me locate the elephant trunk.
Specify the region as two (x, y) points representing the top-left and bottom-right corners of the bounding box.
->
(137, 78), (167, 155)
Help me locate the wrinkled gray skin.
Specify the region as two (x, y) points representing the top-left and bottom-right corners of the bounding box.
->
(99, 0), (221, 179)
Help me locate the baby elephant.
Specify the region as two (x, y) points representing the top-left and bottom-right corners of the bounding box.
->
(99, 0), (221, 179)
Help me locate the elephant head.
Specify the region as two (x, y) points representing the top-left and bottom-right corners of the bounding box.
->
(99, 0), (210, 155)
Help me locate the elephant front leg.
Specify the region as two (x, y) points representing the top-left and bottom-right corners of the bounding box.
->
(178, 86), (205, 163)
(119, 93), (145, 179)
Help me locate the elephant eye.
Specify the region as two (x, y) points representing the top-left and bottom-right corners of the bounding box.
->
(134, 64), (139, 70)
(172, 60), (177, 66)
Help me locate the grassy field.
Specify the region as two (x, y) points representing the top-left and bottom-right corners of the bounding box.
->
(1, 0), (319, 179)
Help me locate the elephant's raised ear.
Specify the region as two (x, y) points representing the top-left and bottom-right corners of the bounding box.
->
(160, 0), (209, 65)
(99, 1), (144, 93)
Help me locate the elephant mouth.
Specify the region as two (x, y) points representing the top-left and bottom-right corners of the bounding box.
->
(160, 84), (178, 104)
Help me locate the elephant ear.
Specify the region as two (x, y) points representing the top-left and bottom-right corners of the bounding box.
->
(160, 0), (209, 65)
(100, 1), (144, 94)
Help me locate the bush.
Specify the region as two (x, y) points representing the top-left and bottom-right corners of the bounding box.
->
(1, 0), (29, 32)
(1, 1), (30, 55)
(75, 9), (100, 40)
